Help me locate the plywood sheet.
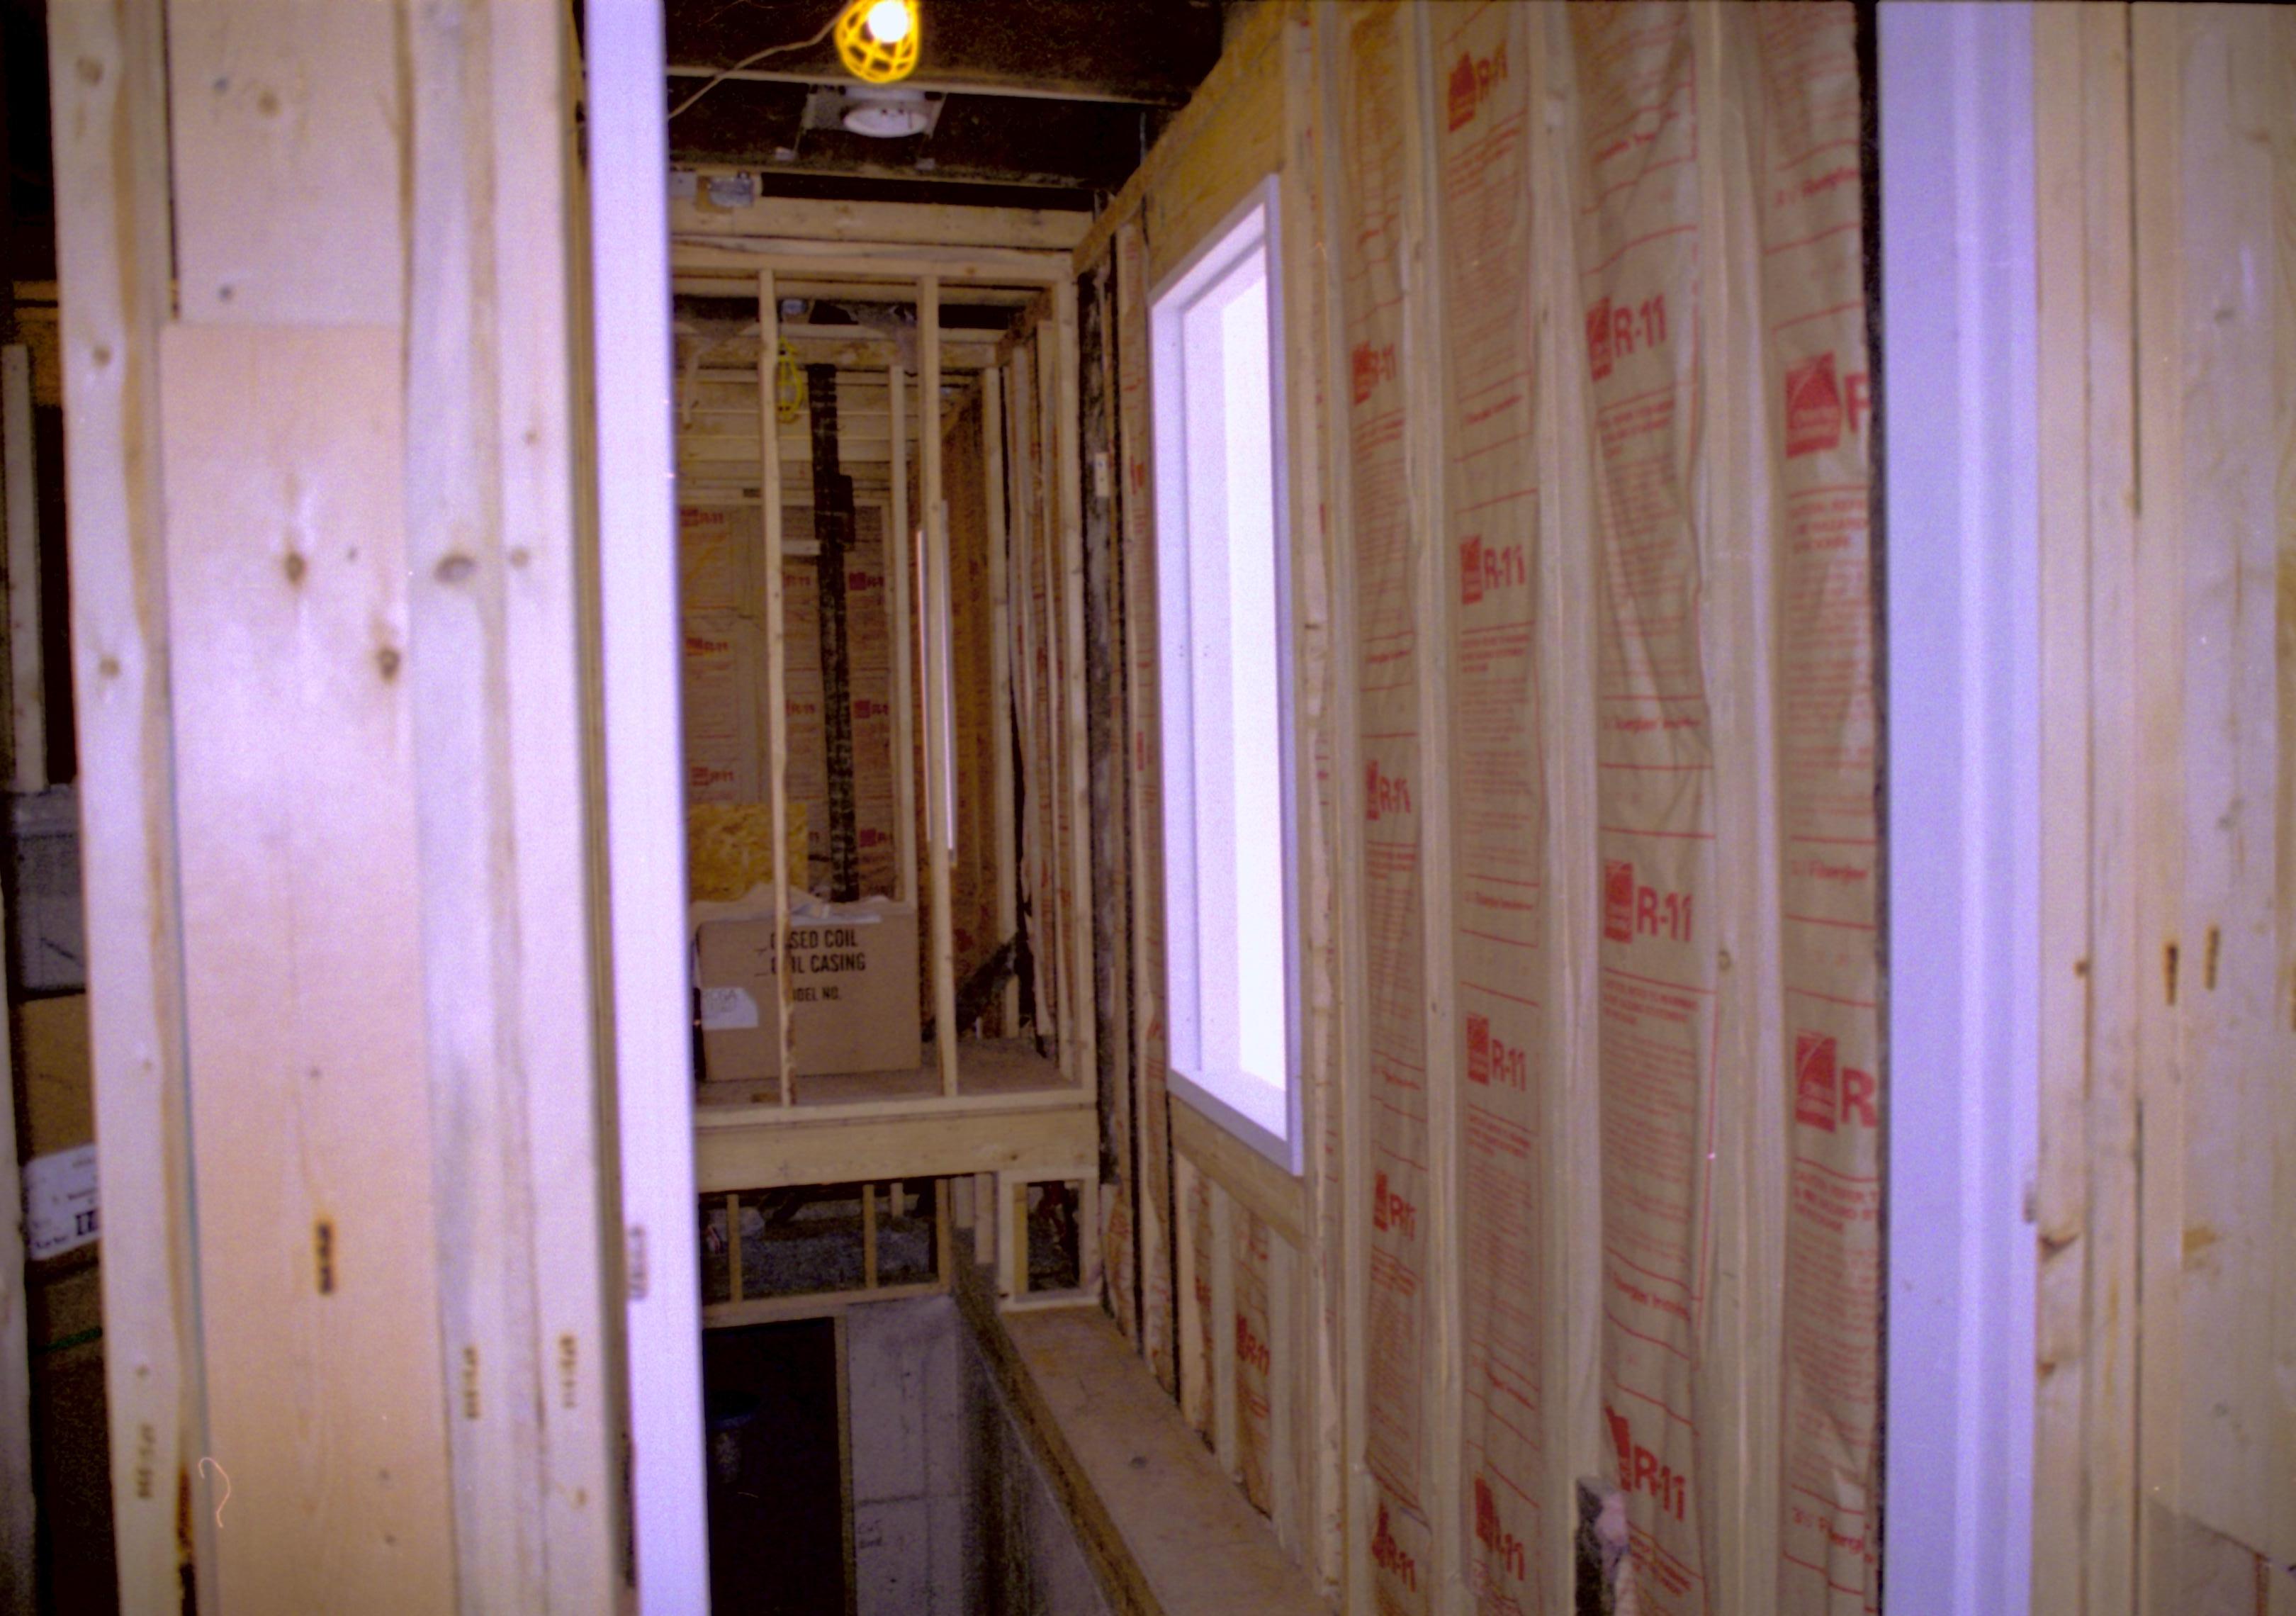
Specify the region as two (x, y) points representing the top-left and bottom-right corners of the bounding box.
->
(160, 322), (456, 1612)
(166, 0), (405, 325)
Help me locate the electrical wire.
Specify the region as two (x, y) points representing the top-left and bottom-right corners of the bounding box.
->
(668, 6), (843, 120)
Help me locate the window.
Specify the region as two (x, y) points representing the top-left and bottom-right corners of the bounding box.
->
(1150, 179), (1299, 1172)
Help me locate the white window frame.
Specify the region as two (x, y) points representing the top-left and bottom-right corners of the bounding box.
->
(1149, 175), (1302, 1174)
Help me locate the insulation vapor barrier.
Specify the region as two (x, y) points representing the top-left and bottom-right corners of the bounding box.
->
(1079, 1), (1879, 1610)
(1332, 3), (1882, 1616)
(1332, 4), (1879, 1610)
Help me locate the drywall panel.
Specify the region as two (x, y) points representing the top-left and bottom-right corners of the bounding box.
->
(161, 322), (457, 1612)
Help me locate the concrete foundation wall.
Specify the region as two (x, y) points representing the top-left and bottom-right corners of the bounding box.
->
(845, 1294), (1108, 1616)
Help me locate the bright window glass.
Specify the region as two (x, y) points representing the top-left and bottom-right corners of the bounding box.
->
(1149, 181), (1297, 1170)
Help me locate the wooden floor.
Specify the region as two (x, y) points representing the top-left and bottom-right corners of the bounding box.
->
(694, 1035), (1071, 1112)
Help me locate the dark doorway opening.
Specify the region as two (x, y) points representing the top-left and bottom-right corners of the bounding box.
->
(704, 1318), (849, 1615)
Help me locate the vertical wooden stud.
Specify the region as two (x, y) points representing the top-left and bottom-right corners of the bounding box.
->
(45, 4), (211, 1603)
(985, 366), (1020, 1032)
(728, 1193), (745, 1303)
(1210, 1181), (1240, 1478)
(1692, 8), (1786, 1610)
(920, 277), (960, 1097)
(0, 875), (27, 1612)
(2, 346), (43, 792)
(1032, 333), (1074, 1077)
(888, 364), (920, 912)
(975, 1170), (998, 1268)
(758, 269), (795, 1103)
(1530, 10), (1609, 1613)
(1052, 284), (1098, 1114)
(1312, 6), (1373, 1606)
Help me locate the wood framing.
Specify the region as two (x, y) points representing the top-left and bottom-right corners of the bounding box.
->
(668, 193), (1091, 252)
(694, 1097), (1096, 1194)
(3, 345), (43, 791)
(46, 5), (208, 1603)
(920, 275), (962, 1098)
(758, 268), (797, 1101)
(1, 874), (27, 1612)
(985, 366), (1020, 1031)
(889, 363), (921, 909)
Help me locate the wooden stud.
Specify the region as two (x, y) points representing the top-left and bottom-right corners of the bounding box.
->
(0, 872), (26, 1612)
(976, 1171), (998, 1268)
(46, 4), (212, 1601)
(1268, 1230), (1299, 1559)
(403, 2), (621, 1598)
(1692, 8), (1786, 1610)
(889, 364), (921, 910)
(985, 366), (1020, 1032)
(758, 268), (796, 1102)
(3, 346), (43, 791)
(936, 1178), (956, 1284)
(1311, 6), (1374, 1606)
(1210, 1181), (1240, 1479)
(728, 1193), (745, 1303)
(1052, 283), (1098, 1114)
(1529, 11), (1609, 1613)
(921, 276), (962, 1098)
(862, 1182), (881, 1290)
(1397, 11), (1465, 1602)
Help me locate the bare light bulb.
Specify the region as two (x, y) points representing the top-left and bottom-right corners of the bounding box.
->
(865, 0), (912, 44)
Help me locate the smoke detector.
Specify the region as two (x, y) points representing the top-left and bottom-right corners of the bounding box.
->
(841, 85), (935, 138)
(801, 83), (942, 140)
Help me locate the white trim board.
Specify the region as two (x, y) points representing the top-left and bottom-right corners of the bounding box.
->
(1879, 7), (2040, 1613)
(587, 3), (710, 1607)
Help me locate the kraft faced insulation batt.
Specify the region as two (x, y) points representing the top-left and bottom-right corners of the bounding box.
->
(1037, 3), (1881, 1608)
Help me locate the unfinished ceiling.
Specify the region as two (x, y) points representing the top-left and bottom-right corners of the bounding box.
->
(661, 0), (1229, 208)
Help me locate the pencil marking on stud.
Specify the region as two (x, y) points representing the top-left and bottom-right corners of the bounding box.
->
(283, 551), (307, 585)
(376, 645), (402, 681)
(2202, 926), (2219, 991)
(314, 1219), (336, 1294)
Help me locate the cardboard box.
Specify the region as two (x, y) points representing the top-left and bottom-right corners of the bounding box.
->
(696, 904), (921, 1081)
